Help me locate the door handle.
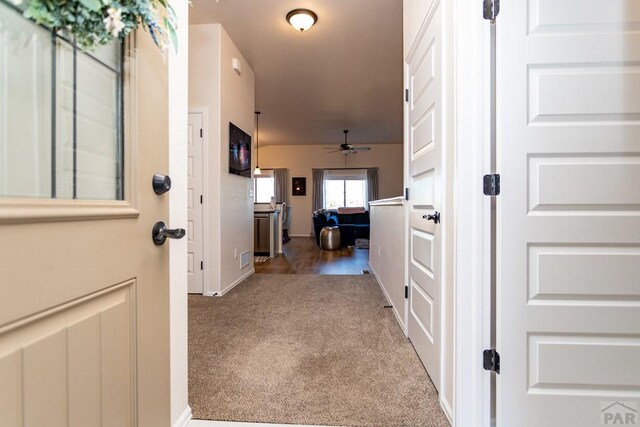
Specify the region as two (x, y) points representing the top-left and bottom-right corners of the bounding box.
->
(152, 221), (185, 245)
(422, 211), (441, 224)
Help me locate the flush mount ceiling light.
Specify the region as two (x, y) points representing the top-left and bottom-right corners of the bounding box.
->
(286, 9), (318, 32)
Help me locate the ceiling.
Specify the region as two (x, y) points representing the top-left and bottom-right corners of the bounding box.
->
(190, 0), (403, 146)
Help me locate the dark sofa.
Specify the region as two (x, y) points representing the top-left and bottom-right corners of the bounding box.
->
(313, 210), (370, 247)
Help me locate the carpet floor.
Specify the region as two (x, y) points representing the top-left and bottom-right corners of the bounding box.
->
(188, 274), (449, 427)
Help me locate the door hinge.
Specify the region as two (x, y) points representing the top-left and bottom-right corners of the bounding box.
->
(483, 348), (500, 373)
(405, 187), (410, 200)
(200, 195), (203, 204)
(200, 129), (203, 138)
(200, 261), (204, 270)
(405, 88), (409, 103)
(405, 285), (409, 299)
(483, 0), (500, 20)
(483, 174), (500, 196)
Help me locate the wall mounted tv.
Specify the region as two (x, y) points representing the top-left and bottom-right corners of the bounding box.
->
(228, 122), (252, 178)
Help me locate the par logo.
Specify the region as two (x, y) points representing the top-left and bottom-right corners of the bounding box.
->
(601, 401), (638, 425)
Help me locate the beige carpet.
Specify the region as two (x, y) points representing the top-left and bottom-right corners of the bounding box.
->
(188, 274), (449, 427)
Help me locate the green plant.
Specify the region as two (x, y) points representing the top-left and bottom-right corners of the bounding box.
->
(14, 0), (177, 51)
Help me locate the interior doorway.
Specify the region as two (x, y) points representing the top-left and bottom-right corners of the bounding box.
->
(184, 0), (450, 426)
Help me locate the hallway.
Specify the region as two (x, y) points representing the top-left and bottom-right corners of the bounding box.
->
(254, 237), (370, 275)
(188, 273), (448, 426)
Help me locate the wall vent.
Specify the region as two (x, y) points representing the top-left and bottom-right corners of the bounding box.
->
(240, 250), (251, 269)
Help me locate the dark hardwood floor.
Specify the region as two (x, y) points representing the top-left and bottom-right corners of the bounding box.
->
(254, 236), (369, 274)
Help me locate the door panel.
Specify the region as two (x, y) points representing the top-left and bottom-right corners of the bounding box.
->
(0, 282), (134, 426)
(498, 0), (640, 425)
(188, 113), (204, 294)
(406, 0), (442, 389)
(0, 29), (170, 427)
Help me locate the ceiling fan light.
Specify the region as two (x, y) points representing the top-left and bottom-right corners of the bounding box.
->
(286, 9), (317, 32)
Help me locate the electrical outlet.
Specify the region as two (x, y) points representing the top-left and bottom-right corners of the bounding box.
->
(234, 249), (238, 259)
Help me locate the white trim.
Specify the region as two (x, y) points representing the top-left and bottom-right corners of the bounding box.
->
(368, 196), (405, 207)
(440, 396), (454, 425)
(172, 406), (192, 427)
(441, 0), (455, 413)
(452, 0), (492, 425)
(288, 233), (313, 237)
(206, 268), (254, 297)
(368, 262), (407, 336)
(169, 1), (190, 422)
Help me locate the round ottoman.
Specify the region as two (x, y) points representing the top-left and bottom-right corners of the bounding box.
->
(320, 226), (341, 251)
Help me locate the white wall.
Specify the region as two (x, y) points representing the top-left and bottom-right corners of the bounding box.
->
(189, 24), (221, 295)
(168, 0), (190, 425)
(218, 28), (255, 293)
(258, 144), (403, 236)
(189, 24), (255, 296)
(369, 199), (406, 332)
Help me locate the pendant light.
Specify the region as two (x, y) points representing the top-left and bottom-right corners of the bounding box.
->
(254, 111), (262, 176)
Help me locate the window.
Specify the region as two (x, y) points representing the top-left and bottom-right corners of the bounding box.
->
(323, 169), (367, 209)
(254, 173), (275, 203)
(0, 1), (124, 200)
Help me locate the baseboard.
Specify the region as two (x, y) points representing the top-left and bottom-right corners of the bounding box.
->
(172, 406), (192, 427)
(217, 268), (255, 297)
(368, 262), (389, 305)
(440, 396), (454, 425)
(289, 233), (313, 237)
(368, 262), (407, 335)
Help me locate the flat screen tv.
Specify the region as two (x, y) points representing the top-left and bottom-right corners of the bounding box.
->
(228, 122), (252, 178)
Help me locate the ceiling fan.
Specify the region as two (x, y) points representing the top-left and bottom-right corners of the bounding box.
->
(325, 130), (371, 155)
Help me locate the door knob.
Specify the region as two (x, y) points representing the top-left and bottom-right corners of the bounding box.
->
(152, 221), (185, 245)
(152, 173), (172, 195)
(422, 211), (441, 224)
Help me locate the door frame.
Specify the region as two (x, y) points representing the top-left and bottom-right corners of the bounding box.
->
(187, 108), (211, 296)
(452, 0), (493, 426)
(168, 0), (192, 424)
(187, 111), (206, 294)
(169, 1), (493, 426)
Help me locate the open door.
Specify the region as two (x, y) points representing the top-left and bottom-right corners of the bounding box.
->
(0, 18), (173, 427)
(497, 1), (640, 425)
(405, 0), (443, 389)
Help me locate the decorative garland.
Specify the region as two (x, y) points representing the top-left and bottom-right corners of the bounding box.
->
(10, 0), (177, 51)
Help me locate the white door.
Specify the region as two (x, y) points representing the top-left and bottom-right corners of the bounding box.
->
(498, 1), (640, 425)
(0, 15), (173, 427)
(405, 1), (443, 389)
(188, 113), (204, 294)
